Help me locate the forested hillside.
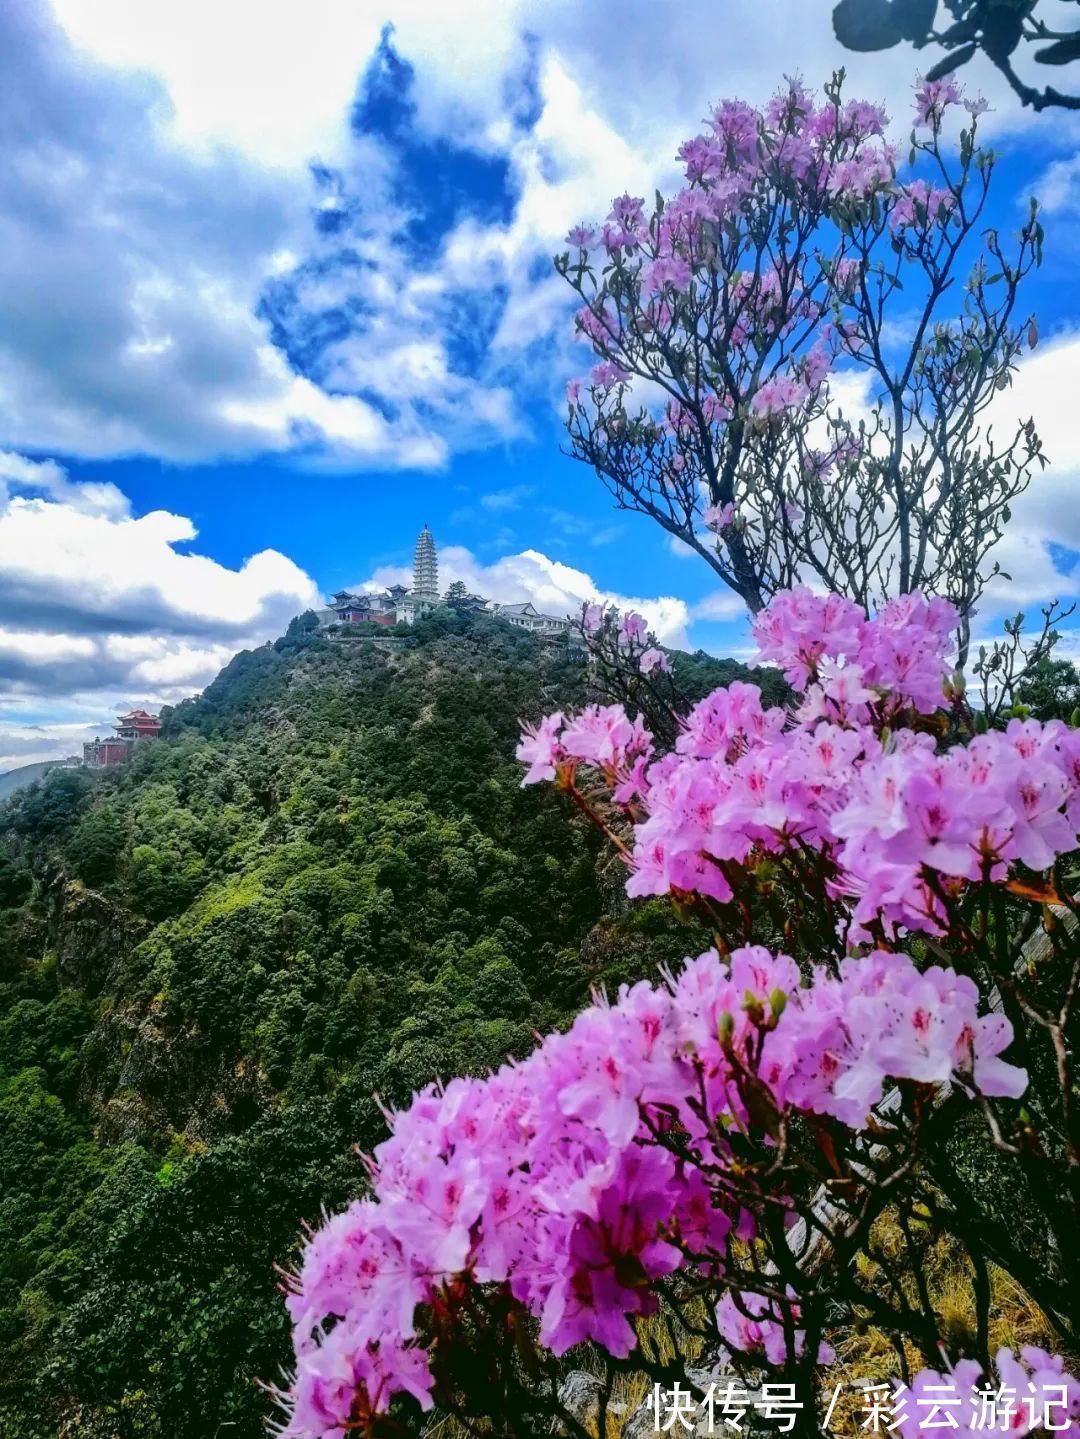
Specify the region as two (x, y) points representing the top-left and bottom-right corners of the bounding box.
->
(0, 609), (776, 1439)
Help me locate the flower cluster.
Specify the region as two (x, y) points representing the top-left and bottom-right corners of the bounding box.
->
(897, 1350), (1080, 1438)
(751, 585), (956, 709)
(564, 77), (972, 435)
(524, 586), (1080, 941)
(275, 944), (1022, 1434)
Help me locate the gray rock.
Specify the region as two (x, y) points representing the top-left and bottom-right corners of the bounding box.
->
(553, 1369), (628, 1433)
(558, 1370), (607, 1422)
(623, 1369), (771, 1438)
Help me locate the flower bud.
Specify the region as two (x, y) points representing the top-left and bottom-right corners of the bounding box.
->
(717, 1010), (735, 1049)
(769, 987), (788, 1022)
(742, 990), (764, 1025)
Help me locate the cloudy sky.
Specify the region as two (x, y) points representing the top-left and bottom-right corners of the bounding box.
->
(2, 0), (1080, 769)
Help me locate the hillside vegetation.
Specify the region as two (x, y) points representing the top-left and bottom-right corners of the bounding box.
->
(0, 608), (777, 1439)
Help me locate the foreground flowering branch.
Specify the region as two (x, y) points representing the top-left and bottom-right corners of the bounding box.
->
(272, 581), (1080, 1437)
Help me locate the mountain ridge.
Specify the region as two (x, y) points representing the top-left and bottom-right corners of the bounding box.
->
(0, 607), (780, 1438)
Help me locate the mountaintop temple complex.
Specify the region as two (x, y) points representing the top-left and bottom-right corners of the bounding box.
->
(319, 525), (573, 638)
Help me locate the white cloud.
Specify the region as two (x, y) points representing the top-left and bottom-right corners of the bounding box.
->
(978, 332), (1080, 606)
(0, 0), (1050, 475)
(0, 455), (318, 728)
(0, 2), (486, 467)
(0, 717), (106, 773)
(1033, 153), (1080, 214)
(480, 485), (534, 511)
(691, 591), (750, 624)
(49, 0), (384, 169)
(365, 543), (692, 646)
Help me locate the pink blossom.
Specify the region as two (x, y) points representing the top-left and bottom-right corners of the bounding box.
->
(751, 585), (866, 688)
(609, 192), (646, 232)
(915, 75), (962, 130)
(574, 303), (618, 345)
(620, 611), (649, 647)
(516, 711), (565, 785)
(527, 583), (1080, 946)
(750, 373), (810, 419)
(717, 1288), (833, 1367)
(643, 255), (692, 295)
(703, 501), (736, 533)
(278, 933), (1028, 1429)
(582, 601), (604, 633)
(561, 704), (652, 769)
(890, 180), (955, 234)
(566, 223), (596, 248)
(641, 648), (671, 675)
(891, 1351), (1080, 1438)
(702, 392), (732, 425)
(590, 360), (631, 391)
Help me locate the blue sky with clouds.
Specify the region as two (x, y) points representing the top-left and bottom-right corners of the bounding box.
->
(2, 0), (1080, 768)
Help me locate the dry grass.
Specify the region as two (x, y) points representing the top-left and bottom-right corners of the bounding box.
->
(823, 1208), (1065, 1433)
(424, 1210), (1065, 1438)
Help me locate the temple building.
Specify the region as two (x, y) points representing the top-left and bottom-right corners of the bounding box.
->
(397, 524), (441, 625)
(83, 709), (163, 768)
(317, 525), (572, 638)
(487, 601), (573, 637)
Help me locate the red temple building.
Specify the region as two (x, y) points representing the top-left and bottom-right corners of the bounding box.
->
(83, 709), (162, 768)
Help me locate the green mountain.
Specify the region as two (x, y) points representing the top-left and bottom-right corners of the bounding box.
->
(0, 608), (778, 1439)
(0, 761), (78, 803)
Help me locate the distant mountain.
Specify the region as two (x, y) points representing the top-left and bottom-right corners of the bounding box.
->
(0, 608), (782, 1439)
(0, 758), (78, 802)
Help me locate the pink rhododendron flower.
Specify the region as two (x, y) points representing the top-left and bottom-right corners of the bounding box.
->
(560, 704), (652, 770)
(276, 941), (1024, 1431)
(751, 585), (866, 689)
(716, 1288), (834, 1367)
(590, 360), (631, 391)
(535, 584), (1080, 945)
(515, 711), (565, 785)
(915, 75), (962, 130)
(703, 501), (736, 533)
(891, 180), (955, 234)
(891, 1350), (1080, 1438)
(582, 601), (604, 633)
(640, 648), (671, 675)
(643, 255), (692, 295)
(566, 223), (596, 248)
(620, 612), (648, 647)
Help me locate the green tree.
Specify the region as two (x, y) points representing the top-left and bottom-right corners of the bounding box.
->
(1015, 655), (1080, 720)
(68, 804), (125, 887)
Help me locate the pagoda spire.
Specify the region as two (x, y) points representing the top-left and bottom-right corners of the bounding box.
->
(413, 523), (438, 599)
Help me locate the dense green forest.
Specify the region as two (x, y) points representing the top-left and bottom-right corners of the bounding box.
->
(0, 608), (781, 1439)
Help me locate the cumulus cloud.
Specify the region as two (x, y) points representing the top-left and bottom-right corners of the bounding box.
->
(0, 456), (317, 758)
(0, 2), (458, 466)
(364, 543), (692, 646)
(4, 0), (1045, 475)
(976, 332), (1080, 607)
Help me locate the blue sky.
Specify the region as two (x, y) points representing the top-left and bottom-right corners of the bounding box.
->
(2, 0), (1080, 768)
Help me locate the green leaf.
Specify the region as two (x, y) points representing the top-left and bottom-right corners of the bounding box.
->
(891, 0), (937, 42)
(1034, 34), (1080, 67)
(832, 0), (901, 51)
(925, 42), (978, 81)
